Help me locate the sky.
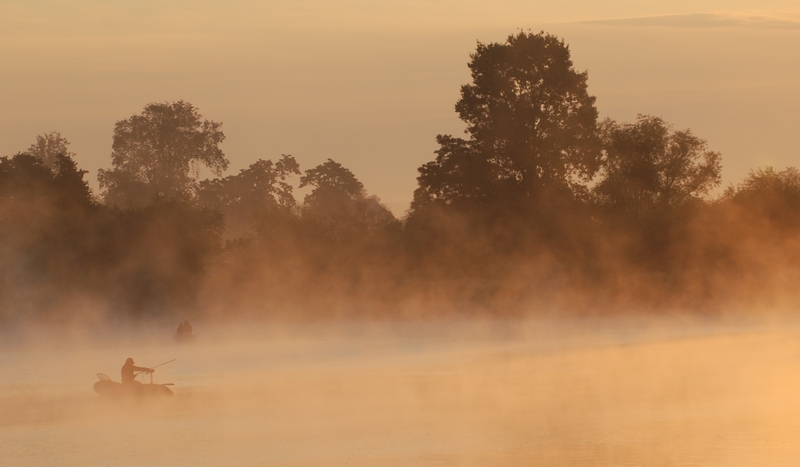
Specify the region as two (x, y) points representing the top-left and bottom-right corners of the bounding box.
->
(2, 1), (800, 215)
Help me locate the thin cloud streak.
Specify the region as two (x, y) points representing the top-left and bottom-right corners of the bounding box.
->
(581, 13), (800, 30)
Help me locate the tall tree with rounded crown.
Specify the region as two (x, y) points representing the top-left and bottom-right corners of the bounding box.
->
(98, 101), (228, 207)
(413, 31), (600, 214)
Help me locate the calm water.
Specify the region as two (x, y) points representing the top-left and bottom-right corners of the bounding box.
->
(3, 318), (800, 466)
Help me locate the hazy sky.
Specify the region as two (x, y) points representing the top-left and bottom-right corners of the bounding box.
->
(2, 1), (800, 214)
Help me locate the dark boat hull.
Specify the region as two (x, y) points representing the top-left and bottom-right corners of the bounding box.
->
(94, 380), (173, 398)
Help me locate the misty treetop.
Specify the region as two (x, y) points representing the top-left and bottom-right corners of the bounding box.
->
(2, 31), (800, 320)
(26, 131), (77, 172)
(98, 100), (228, 208)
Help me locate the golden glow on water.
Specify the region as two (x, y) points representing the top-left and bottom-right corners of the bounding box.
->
(3, 319), (800, 466)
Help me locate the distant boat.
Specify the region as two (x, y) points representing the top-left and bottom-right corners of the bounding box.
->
(93, 373), (173, 398)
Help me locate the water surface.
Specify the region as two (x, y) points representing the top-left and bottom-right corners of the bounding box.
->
(3, 318), (800, 466)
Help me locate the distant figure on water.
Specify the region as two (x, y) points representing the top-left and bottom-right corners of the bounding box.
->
(175, 320), (196, 343)
(121, 357), (154, 384)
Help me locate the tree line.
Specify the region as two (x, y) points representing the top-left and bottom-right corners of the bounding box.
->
(2, 31), (799, 321)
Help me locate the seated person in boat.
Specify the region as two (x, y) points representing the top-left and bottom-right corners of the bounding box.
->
(121, 357), (154, 384)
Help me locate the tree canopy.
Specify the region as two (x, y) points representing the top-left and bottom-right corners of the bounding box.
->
(199, 154), (300, 210)
(98, 101), (228, 207)
(12, 32), (800, 320)
(26, 131), (76, 172)
(0, 152), (91, 209)
(198, 154), (300, 238)
(724, 166), (800, 229)
(594, 115), (722, 219)
(298, 159), (397, 241)
(300, 159), (365, 213)
(412, 31), (600, 215)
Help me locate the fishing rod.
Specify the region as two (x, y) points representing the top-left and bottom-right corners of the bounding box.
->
(148, 359), (176, 383)
(135, 359), (176, 383)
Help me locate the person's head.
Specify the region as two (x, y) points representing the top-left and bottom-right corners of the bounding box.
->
(126, 357), (134, 364)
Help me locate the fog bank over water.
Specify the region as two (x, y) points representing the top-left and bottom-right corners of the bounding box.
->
(4, 316), (800, 465)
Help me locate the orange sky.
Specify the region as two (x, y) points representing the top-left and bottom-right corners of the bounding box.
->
(2, 1), (800, 214)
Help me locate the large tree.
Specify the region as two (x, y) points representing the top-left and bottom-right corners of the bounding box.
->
(412, 31), (600, 214)
(594, 115), (722, 219)
(98, 101), (228, 207)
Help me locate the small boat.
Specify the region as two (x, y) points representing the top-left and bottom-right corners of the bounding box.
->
(175, 321), (196, 343)
(94, 373), (173, 398)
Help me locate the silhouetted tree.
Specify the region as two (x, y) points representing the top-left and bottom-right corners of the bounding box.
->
(0, 152), (98, 317)
(300, 159), (396, 240)
(300, 159), (364, 216)
(724, 166), (800, 229)
(414, 135), (507, 211)
(0, 153), (92, 210)
(412, 31), (600, 214)
(26, 131), (76, 171)
(594, 115), (722, 219)
(98, 101), (228, 207)
(0, 153), (61, 202)
(301, 159), (363, 198)
(198, 154), (300, 238)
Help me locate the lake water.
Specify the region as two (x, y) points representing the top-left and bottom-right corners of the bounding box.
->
(3, 317), (800, 466)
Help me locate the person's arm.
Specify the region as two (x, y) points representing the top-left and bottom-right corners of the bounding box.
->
(132, 365), (154, 373)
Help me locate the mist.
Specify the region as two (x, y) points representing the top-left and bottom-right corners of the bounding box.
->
(5, 317), (800, 466)
(4, 21), (800, 465)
